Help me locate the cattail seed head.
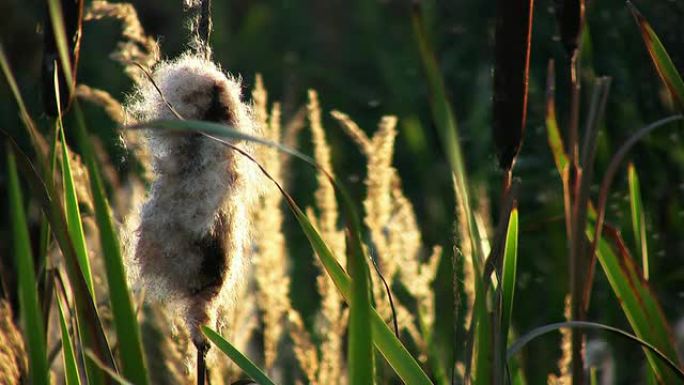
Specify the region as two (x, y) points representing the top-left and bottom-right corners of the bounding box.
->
(126, 53), (259, 346)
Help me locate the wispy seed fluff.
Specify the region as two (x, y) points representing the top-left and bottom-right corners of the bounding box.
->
(126, 53), (259, 347)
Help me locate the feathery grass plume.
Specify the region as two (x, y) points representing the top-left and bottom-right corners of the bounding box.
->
(76, 84), (125, 124)
(454, 174), (476, 330)
(305, 90), (347, 385)
(0, 300), (27, 385)
(332, 111), (433, 349)
(85, 1), (159, 82)
(141, 303), (193, 385)
(76, 84), (153, 181)
(548, 295), (573, 385)
(217, 284), (258, 383)
(126, 53), (259, 357)
(288, 310), (320, 384)
(250, 75), (291, 370)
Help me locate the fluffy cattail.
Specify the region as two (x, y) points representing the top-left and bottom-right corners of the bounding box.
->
(127, 53), (258, 351)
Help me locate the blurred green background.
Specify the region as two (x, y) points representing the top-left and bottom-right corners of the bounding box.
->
(2, 0), (684, 383)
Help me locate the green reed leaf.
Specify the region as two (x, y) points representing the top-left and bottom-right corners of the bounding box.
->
(7, 147), (50, 385)
(203, 327), (277, 385)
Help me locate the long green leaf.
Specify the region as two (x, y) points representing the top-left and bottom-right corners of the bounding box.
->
(590, 224), (680, 383)
(202, 327), (277, 385)
(508, 320), (684, 380)
(129, 118), (433, 385)
(73, 103), (149, 385)
(55, 67), (95, 298)
(7, 147), (50, 385)
(347, 231), (374, 384)
(3, 135), (115, 385)
(501, 208), (519, 343)
(545, 60), (569, 175)
(627, 163), (649, 280)
(628, 2), (684, 110)
(57, 295), (82, 385)
(410, 6), (482, 261)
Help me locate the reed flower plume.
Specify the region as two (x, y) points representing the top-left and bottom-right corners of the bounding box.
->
(250, 75), (291, 370)
(293, 90), (348, 384)
(126, 53), (259, 359)
(85, 1), (159, 82)
(0, 300), (27, 385)
(332, 110), (440, 358)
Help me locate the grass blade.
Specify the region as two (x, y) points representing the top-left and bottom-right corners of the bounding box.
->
(55, 67), (95, 298)
(628, 163), (649, 280)
(347, 232), (374, 383)
(492, 0), (534, 170)
(3, 134), (115, 384)
(73, 104), (149, 385)
(628, 2), (684, 110)
(57, 294), (82, 385)
(589, 224), (680, 383)
(501, 208), (519, 343)
(202, 327), (277, 385)
(508, 320), (684, 380)
(86, 351), (135, 385)
(410, 5), (482, 261)
(42, 0), (83, 115)
(7, 146), (50, 385)
(545, 60), (569, 175)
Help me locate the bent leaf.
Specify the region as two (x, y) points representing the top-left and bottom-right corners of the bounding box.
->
(203, 327), (277, 385)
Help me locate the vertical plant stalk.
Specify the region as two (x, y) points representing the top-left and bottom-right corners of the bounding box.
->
(558, 0), (586, 382)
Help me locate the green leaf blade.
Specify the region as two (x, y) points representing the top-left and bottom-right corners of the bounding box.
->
(627, 163), (649, 280)
(7, 147), (50, 385)
(590, 225), (681, 383)
(57, 297), (82, 385)
(501, 208), (519, 343)
(629, 2), (684, 110)
(202, 327), (277, 385)
(347, 232), (374, 385)
(73, 104), (149, 385)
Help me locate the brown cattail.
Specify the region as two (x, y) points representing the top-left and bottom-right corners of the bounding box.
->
(558, 0), (585, 56)
(492, 0), (534, 170)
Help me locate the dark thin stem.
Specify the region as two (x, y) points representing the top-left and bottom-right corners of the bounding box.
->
(198, 0), (212, 56)
(197, 344), (208, 385)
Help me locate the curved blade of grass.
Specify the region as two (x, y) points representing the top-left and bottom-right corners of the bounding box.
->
(545, 60), (569, 175)
(3, 133), (114, 385)
(202, 327), (277, 385)
(501, 208), (519, 343)
(347, 230), (374, 384)
(57, 294), (82, 385)
(507, 320), (684, 380)
(410, 5), (482, 261)
(585, 114), (682, 308)
(589, 224), (680, 384)
(86, 351), (135, 385)
(0, 44), (49, 158)
(72, 103), (149, 385)
(55, 67), (95, 298)
(628, 2), (684, 110)
(471, 258), (492, 385)
(627, 163), (649, 280)
(7, 147), (50, 385)
(130, 119), (433, 385)
(46, 0), (75, 94)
